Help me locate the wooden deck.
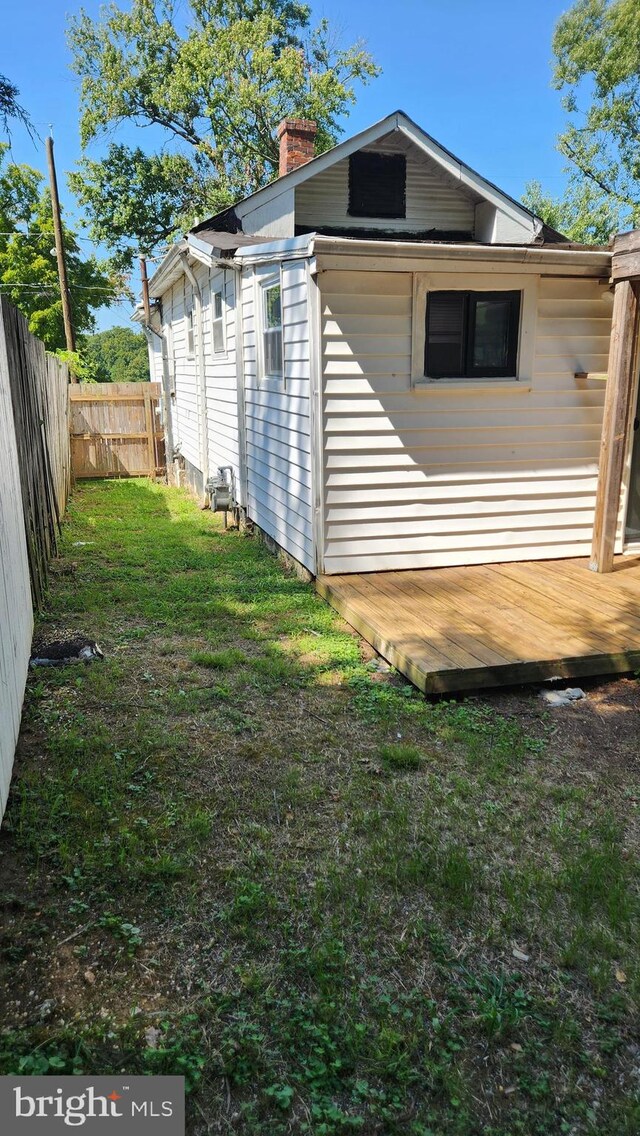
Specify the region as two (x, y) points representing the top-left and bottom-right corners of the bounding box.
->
(316, 557), (640, 692)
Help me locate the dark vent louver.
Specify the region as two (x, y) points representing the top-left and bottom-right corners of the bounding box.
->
(348, 152), (406, 219)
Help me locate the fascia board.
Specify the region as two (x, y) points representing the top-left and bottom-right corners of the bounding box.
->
(233, 233), (314, 264)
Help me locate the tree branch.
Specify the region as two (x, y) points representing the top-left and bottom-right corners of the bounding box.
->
(562, 140), (637, 209)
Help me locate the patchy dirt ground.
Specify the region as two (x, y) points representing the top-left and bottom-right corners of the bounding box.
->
(0, 480), (639, 1136)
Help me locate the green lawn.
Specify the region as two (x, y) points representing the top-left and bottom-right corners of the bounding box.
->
(0, 479), (638, 1135)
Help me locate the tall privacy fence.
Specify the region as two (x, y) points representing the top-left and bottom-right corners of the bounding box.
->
(0, 297), (70, 818)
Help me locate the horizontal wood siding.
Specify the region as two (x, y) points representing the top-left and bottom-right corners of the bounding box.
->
(320, 268), (612, 574)
(243, 261), (314, 570)
(296, 133), (476, 235)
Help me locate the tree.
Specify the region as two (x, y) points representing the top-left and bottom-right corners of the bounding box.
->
(522, 178), (623, 244)
(532, 0), (640, 242)
(67, 0), (379, 268)
(83, 326), (150, 383)
(0, 74), (34, 139)
(0, 145), (118, 351)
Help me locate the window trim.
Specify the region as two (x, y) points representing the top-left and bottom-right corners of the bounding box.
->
(411, 272), (538, 388)
(257, 269), (285, 386)
(211, 285), (226, 356)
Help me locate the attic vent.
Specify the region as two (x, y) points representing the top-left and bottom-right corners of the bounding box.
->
(348, 151), (406, 219)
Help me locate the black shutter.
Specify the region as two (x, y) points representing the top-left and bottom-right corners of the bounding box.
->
(348, 152), (406, 219)
(425, 292), (467, 377)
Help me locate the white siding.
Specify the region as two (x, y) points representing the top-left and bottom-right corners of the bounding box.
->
(295, 132), (477, 235)
(475, 200), (536, 244)
(319, 267), (612, 574)
(201, 266), (242, 496)
(239, 188), (295, 238)
(243, 260), (314, 570)
(164, 275), (201, 473)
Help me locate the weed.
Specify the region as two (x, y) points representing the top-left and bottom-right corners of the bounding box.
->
(379, 743), (422, 770)
(98, 915), (143, 955)
(191, 647), (246, 669)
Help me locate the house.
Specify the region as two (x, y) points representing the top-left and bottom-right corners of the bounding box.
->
(137, 111), (636, 589)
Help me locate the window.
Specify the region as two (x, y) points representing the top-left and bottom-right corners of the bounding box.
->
(185, 296), (195, 358)
(348, 151), (406, 219)
(261, 279), (283, 380)
(212, 289), (225, 354)
(425, 290), (521, 379)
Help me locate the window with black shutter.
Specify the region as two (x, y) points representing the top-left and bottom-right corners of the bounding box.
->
(348, 151), (406, 219)
(425, 291), (521, 379)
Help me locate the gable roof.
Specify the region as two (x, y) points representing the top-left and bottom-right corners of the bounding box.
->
(193, 109), (562, 242)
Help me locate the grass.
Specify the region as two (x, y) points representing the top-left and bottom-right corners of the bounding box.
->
(0, 479), (638, 1135)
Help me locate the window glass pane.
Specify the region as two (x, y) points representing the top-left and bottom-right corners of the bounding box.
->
(212, 319), (224, 353)
(472, 298), (511, 370)
(214, 291), (223, 320)
(264, 328), (282, 376)
(425, 292), (465, 377)
(264, 284), (281, 329)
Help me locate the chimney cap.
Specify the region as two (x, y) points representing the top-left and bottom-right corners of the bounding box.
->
(277, 117), (317, 139)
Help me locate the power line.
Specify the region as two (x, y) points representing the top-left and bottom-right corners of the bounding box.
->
(0, 229), (100, 243)
(0, 282), (124, 291)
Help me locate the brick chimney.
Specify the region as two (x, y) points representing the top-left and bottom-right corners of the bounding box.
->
(277, 118), (317, 177)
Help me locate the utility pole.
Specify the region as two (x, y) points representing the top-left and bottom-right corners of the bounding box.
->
(46, 136), (77, 376)
(139, 255), (151, 324)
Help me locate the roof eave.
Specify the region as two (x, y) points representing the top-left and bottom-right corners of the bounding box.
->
(311, 233), (611, 267)
(146, 240), (188, 298)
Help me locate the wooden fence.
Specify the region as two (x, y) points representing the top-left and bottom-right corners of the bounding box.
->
(70, 382), (165, 479)
(0, 298), (70, 819)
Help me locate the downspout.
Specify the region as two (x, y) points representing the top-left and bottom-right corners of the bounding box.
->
(179, 251), (210, 502)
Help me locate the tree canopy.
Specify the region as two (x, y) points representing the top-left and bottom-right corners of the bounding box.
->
(526, 0), (640, 243)
(67, 0), (379, 268)
(522, 178), (623, 245)
(0, 145), (118, 351)
(83, 326), (150, 383)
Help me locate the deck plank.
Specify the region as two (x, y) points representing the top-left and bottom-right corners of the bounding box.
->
(496, 561), (640, 646)
(317, 556), (640, 692)
(360, 570), (514, 668)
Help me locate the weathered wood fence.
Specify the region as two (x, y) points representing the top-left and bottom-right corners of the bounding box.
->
(0, 298), (70, 819)
(70, 382), (165, 479)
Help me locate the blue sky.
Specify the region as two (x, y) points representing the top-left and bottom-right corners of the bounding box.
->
(4, 0), (572, 331)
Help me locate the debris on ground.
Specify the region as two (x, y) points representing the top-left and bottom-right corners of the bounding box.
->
(29, 636), (104, 667)
(540, 687), (586, 706)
